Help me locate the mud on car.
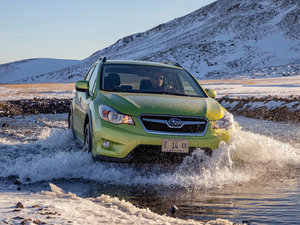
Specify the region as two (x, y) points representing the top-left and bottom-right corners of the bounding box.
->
(69, 57), (234, 162)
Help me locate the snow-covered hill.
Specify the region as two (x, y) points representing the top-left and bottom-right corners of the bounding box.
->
(0, 58), (79, 83)
(1, 0), (300, 83)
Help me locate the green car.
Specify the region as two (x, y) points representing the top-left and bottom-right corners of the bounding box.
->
(69, 57), (234, 162)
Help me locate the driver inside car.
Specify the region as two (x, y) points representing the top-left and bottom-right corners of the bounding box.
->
(149, 71), (175, 92)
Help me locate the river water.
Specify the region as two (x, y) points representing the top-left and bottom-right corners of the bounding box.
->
(0, 114), (299, 224)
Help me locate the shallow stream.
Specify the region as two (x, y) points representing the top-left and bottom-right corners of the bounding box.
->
(0, 114), (299, 224)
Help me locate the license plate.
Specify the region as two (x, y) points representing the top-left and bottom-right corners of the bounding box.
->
(162, 139), (189, 153)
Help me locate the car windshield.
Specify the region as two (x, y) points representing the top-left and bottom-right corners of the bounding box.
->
(101, 64), (207, 97)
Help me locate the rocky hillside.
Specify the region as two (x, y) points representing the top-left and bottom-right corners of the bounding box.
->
(1, 0), (300, 83)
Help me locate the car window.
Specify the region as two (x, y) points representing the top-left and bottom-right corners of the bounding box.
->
(178, 74), (199, 96)
(89, 65), (99, 94)
(101, 64), (206, 97)
(84, 65), (96, 81)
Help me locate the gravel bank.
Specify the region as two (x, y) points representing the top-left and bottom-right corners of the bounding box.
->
(0, 98), (71, 117)
(220, 96), (300, 122)
(0, 97), (299, 123)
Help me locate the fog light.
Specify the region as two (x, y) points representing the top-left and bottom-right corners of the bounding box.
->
(102, 140), (111, 149)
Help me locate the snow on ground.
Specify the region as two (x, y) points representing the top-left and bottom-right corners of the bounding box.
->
(200, 76), (300, 122)
(237, 100), (300, 111)
(0, 184), (232, 225)
(201, 75), (300, 98)
(0, 83), (74, 101)
(220, 99), (298, 113)
(0, 75), (299, 101)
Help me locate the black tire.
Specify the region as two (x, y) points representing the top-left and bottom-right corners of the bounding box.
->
(68, 109), (75, 139)
(84, 122), (92, 153)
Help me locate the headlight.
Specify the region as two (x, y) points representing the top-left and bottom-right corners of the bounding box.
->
(212, 111), (234, 130)
(99, 105), (134, 125)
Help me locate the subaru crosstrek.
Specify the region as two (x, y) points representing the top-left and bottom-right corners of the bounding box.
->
(68, 57), (234, 162)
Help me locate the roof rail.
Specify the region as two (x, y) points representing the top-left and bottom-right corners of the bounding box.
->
(163, 61), (182, 68)
(98, 57), (106, 62)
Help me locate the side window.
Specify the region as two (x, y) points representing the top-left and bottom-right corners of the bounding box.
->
(89, 65), (99, 94)
(84, 65), (96, 81)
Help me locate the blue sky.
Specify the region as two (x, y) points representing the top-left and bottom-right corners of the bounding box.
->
(0, 0), (214, 64)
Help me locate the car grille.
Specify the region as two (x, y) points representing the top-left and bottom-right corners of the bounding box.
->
(139, 114), (208, 136)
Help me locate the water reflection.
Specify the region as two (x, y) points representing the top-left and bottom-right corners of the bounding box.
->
(50, 175), (299, 224)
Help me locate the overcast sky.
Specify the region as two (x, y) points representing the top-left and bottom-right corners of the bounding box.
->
(0, 0), (215, 64)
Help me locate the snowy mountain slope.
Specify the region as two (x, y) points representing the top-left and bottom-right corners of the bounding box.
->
(2, 0), (300, 83)
(0, 58), (80, 84)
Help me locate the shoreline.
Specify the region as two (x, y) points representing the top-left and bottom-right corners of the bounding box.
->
(1, 97), (299, 123)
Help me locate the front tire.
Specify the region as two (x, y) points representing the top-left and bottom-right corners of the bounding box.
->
(84, 122), (92, 153)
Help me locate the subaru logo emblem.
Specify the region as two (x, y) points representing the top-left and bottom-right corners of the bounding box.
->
(168, 118), (183, 127)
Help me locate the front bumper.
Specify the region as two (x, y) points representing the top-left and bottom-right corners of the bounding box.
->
(91, 117), (231, 162)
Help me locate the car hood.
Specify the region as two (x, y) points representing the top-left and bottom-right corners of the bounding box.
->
(98, 92), (225, 121)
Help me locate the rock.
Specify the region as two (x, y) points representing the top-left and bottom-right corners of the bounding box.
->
(33, 219), (41, 224)
(32, 204), (40, 208)
(21, 219), (32, 225)
(14, 180), (21, 185)
(16, 202), (24, 209)
(46, 216), (55, 219)
(169, 204), (179, 214)
(13, 216), (24, 220)
(1, 123), (9, 127)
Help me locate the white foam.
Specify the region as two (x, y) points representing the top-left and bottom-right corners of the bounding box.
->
(1, 125), (299, 189)
(229, 129), (300, 165)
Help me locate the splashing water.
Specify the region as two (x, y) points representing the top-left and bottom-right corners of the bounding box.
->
(0, 116), (299, 190)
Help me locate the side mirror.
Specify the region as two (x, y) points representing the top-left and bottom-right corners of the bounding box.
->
(205, 88), (217, 99)
(75, 80), (89, 92)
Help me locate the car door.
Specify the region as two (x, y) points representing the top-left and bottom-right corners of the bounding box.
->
(73, 65), (95, 139)
(77, 64), (99, 139)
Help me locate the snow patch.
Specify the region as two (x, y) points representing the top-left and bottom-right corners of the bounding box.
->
(0, 183), (233, 225)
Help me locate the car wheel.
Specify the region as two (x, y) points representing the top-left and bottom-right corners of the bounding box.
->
(68, 109), (75, 139)
(84, 122), (92, 153)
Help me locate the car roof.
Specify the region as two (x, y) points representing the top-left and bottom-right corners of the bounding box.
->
(101, 60), (184, 70)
